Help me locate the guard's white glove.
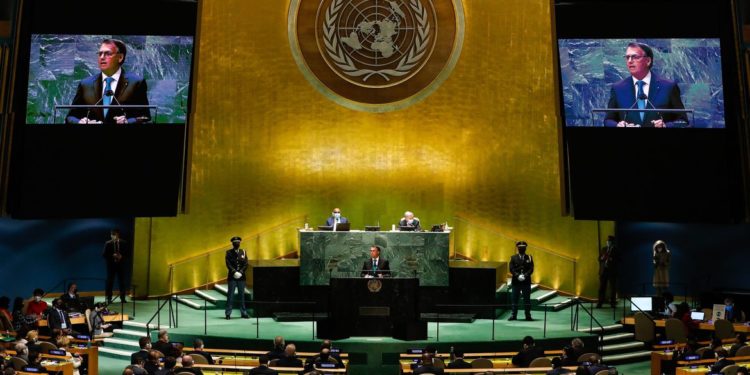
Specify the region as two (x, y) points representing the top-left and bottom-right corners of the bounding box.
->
(233, 272), (242, 279)
(517, 274), (526, 282)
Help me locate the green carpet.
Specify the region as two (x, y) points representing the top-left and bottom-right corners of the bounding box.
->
(95, 298), (645, 374)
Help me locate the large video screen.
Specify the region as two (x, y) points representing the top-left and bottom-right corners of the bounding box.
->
(26, 34), (193, 124)
(558, 38), (724, 128)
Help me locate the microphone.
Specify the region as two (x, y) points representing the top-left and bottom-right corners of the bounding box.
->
(107, 90), (128, 122)
(639, 93), (664, 124)
(84, 93), (109, 123)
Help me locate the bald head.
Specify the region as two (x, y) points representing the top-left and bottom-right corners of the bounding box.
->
(181, 355), (194, 368)
(285, 343), (296, 357)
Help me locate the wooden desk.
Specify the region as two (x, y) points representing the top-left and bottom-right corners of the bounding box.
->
(193, 363), (347, 373)
(622, 317), (750, 332)
(39, 358), (74, 375)
(70, 345), (98, 375)
(38, 313), (128, 327)
(401, 367), (577, 373)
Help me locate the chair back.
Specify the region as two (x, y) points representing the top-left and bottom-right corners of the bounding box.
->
(175, 372), (195, 375)
(10, 357), (28, 370)
(37, 341), (57, 354)
(714, 319), (735, 340)
(528, 356), (552, 367)
(665, 318), (688, 343)
(734, 345), (750, 357)
(189, 353), (209, 364)
(721, 364), (739, 375)
(702, 308), (713, 321)
(269, 358), (280, 367)
(577, 352), (601, 363)
(470, 358), (493, 369)
(594, 370), (610, 375)
(432, 357), (445, 369)
(694, 347), (709, 357)
(634, 312), (656, 342)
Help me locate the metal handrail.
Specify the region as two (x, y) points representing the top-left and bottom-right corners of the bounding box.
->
(144, 297), (176, 335)
(571, 300), (606, 352)
(434, 302), (563, 341)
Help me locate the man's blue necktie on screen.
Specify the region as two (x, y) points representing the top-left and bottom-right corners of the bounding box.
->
(103, 77), (114, 118)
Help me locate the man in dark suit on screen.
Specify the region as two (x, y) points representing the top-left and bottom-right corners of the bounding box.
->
(604, 42), (688, 128)
(360, 245), (390, 278)
(66, 38), (150, 124)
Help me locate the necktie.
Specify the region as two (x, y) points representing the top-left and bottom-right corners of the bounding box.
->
(636, 80), (646, 122)
(372, 259), (377, 271)
(103, 77), (114, 118)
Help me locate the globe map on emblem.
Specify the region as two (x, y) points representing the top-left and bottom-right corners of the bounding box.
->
(289, 0), (464, 111)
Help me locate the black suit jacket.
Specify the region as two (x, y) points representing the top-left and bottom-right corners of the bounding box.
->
(604, 73), (688, 127)
(710, 358), (735, 373)
(275, 356), (303, 368)
(399, 218), (421, 231)
(512, 346), (544, 367)
(446, 359), (472, 369)
(176, 368), (203, 375)
(187, 350), (214, 364)
(102, 239), (129, 267)
(361, 258), (390, 277)
(249, 365), (279, 375)
(47, 307), (73, 330)
(153, 340), (181, 359)
(226, 248), (249, 281)
(131, 349), (149, 365)
(66, 69), (150, 124)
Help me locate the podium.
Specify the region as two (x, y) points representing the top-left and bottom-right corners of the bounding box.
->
(317, 277), (426, 340)
(54, 104), (158, 124)
(591, 108), (693, 128)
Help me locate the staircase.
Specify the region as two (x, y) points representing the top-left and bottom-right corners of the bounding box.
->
(497, 284), (578, 312)
(577, 323), (651, 364)
(99, 320), (169, 361)
(173, 283), (253, 310)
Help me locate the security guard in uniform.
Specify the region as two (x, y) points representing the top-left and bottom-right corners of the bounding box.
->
(225, 236), (249, 320)
(509, 240), (534, 321)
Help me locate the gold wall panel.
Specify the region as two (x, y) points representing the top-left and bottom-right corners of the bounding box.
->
(133, 0), (614, 298)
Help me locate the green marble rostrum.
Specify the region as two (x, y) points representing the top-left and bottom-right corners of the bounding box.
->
(299, 231), (450, 286)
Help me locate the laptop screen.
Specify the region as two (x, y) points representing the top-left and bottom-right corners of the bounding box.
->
(630, 297), (652, 312)
(690, 311), (705, 321)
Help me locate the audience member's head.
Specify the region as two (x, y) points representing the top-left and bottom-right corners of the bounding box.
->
(158, 329), (169, 343)
(571, 338), (584, 350)
(138, 336), (152, 350)
(181, 355), (194, 368)
(285, 343), (297, 357)
(122, 366), (135, 375)
(420, 353), (433, 366)
(56, 335), (70, 348)
(258, 355), (269, 366)
(716, 348), (729, 359)
(14, 343), (27, 356)
(321, 339), (332, 350)
(737, 333), (747, 344)
(163, 356), (176, 370)
(425, 345), (437, 355)
(274, 335), (285, 349)
(52, 298), (64, 310)
(453, 349), (465, 360)
(193, 338), (204, 350)
(522, 335), (535, 348)
(28, 351), (41, 365)
(319, 348), (331, 362)
(25, 330), (38, 343)
(551, 357), (563, 369)
(736, 367), (749, 375)
(148, 350), (161, 364)
(32, 289), (44, 299)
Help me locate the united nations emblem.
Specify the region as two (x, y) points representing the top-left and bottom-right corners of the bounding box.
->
(367, 279), (383, 293)
(289, 0), (465, 112)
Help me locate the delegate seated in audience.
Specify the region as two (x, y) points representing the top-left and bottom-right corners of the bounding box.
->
(662, 292), (677, 317)
(319, 339), (340, 362)
(187, 338), (214, 365)
(144, 350), (163, 374)
(266, 336), (286, 361)
(570, 338), (585, 360)
(310, 348), (339, 368)
(561, 346), (579, 366)
(584, 355), (608, 375)
(512, 336), (544, 368)
(413, 353), (444, 375)
(249, 355), (278, 375)
(446, 349), (472, 369)
(25, 289), (48, 322)
(275, 343), (303, 367)
(48, 298), (75, 335)
(153, 330), (181, 359)
(90, 302), (113, 337)
(179, 355), (204, 375)
(61, 283), (82, 312)
(710, 349), (735, 373)
(23, 351), (45, 372)
(24, 330), (41, 354)
(123, 364), (147, 375)
(424, 345), (445, 368)
(56, 336), (83, 374)
(13, 343), (29, 364)
(675, 302), (698, 339)
(730, 333), (747, 357)
(155, 356), (176, 375)
(546, 357), (571, 375)
(132, 337), (152, 365)
(737, 367), (749, 375)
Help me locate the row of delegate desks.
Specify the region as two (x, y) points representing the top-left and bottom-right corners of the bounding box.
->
(399, 351), (563, 372)
(621, 316), (750, 332)
(2, 335), (100, 375)
(650, 342), (749, 375)
(37, 313), (128, 327)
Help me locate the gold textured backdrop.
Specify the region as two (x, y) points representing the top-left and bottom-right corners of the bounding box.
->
(132, 0), (614, 298)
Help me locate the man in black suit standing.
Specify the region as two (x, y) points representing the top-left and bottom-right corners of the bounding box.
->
(249, 355), (278, 374)
(66, 39), (150, 124)
(509, 240), (534, 321)
(225, 236), (249, 320)
(103, 228), (129, 304)
(360, 245), (390, 278)
(597, 235), (617, 308)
